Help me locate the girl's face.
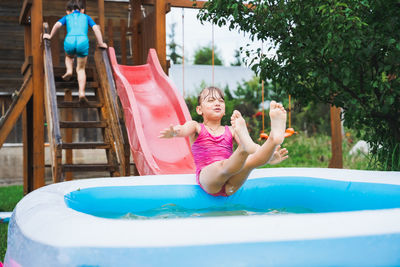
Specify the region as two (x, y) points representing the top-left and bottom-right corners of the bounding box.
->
(196, 89), (225, 120)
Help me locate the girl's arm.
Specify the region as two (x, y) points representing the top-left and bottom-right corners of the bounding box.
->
(159, 121), (199, 139)
(43, 22), (62, 40)
(92, 25), (107, 48)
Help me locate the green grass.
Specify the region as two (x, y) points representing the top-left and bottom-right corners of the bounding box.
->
(0, 185), (23, 262)
(262, 133), (370, 169)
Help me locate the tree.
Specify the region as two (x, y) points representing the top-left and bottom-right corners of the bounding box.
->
(193, 45), (223, 65)
(167, 22), (182, 64)
(198, 0), (400, 170)
(230, 48), (242, 66)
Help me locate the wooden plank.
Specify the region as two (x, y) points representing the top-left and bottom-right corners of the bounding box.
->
(93, 49), (121, 176)
(53, 67), (94, 79)
(21, 56), (33, 75)
(98, 0), (105, 36)
(107, 19), (114, 47)
(0, 77), (33, 148)
(60, 121), (107, 128)
(155, 0), (167, 73)
(32, 0), (45, 189)
(328, 105), (343, 168)
(58, 101), (103, 108)
(43, 22), (63, 183)
(120, 19), (127, 65)
(61, 142), (111, 149)
(55, 81), (99, 89)
(64, 89), (73, 181)
(22, 99), (33, 195)
(19, 0), (33, 25)
(131, 0), (142, 65)
(62, 164), (117, 172)
(95, 48), (129, 175)
(142, 0), (205, 8)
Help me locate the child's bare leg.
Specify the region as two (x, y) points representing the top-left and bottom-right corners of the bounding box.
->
(76, 56), (88, 102)
(231, 110), (259, 153)
(199, 111), (257, 194)
(224, 101), (287, 195)
(62, 55), (74, 81)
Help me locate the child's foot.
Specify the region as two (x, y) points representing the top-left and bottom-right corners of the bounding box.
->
(269, 101), (287, 145)
(231, 110), (258, 154)
(79, 96), (89, 106)
(62, 72), (72, 81)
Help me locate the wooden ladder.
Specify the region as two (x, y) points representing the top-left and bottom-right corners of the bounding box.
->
(55, 66), (120, 179)
(43, 22), (130, 182)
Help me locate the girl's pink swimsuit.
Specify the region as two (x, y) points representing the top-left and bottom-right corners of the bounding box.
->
(191, 123), (233, 196)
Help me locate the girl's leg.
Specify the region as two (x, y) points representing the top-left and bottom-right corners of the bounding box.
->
(224, 101), (287, 195)
(62, 55), (74, 81)
(76, 56), (88, 102)
(199, 112), (258, 194)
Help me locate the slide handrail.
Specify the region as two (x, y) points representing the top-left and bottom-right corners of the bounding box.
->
(43, 22), (63, 181)
(94, 48), (131, 176)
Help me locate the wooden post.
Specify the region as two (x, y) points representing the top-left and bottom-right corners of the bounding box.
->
(107, 19), (114, 47)
(98, 0), (105, 35)
(120, 19), (127, 65)
(328, 105), (343, 168)
(23, 99), (34, 194)
(64, 89), (73, 181)
(131, 0), (141, 65)
(22, 2), (32, 194)
(155, 0), (167, 73)
(31, 0), (45, 189)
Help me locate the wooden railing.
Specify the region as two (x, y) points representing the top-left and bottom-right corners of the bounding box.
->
(43, 22), (63, 182)
(94, 48), (131, 176)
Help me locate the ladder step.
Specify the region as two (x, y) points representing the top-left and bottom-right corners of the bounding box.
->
(55, 81), (98, 89)
(62, 164), (117, 172)
(58, 101), (103, 108)
(61, 142), (111, 149)
(60, 121), (107, 128)
(53, 67), (94, 79)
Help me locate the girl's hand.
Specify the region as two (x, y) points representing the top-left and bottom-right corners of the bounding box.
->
(159, 125), (180, 138)
(98, 42), (108, 49)
(43, 33), (51, 40)
(268, 145), (289, 165)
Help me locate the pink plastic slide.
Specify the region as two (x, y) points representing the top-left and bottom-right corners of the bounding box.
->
(108, 48), (195, 175)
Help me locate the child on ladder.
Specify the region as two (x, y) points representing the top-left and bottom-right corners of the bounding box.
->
(43, 0), (107, 104)
(159, 86), (289, 196)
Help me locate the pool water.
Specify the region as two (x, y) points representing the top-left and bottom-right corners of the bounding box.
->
(93, 203), (315, 220)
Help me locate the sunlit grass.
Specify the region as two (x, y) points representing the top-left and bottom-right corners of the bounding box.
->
(0, 185), (23, 262)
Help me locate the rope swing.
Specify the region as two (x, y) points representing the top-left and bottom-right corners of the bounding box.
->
(258, 42), (296, 140)
(181, 8), (185, 98)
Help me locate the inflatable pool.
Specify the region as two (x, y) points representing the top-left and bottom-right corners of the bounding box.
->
(5, 168), (400, 266)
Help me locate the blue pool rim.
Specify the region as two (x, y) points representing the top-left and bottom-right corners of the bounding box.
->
(5, 168), (400, 266)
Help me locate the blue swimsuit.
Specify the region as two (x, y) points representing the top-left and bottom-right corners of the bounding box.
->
(58, 10), (96, 57)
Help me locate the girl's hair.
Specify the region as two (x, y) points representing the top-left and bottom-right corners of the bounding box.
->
(66, 0), (83, 11)
(197, 86), (224, 105)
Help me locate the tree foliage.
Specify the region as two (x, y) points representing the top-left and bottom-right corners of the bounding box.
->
(198, 0), (400, 170)
(193, 45), (223, 65)
(167, 23), (182, 64)
(231, 49), (242, 66)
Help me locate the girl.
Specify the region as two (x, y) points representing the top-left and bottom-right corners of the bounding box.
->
(159, 86), (288, 196)
(43, 0), (107, 104)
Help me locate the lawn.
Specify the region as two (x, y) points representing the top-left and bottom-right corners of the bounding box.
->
(263, 133), (370, 169)
(0, 185), (23, 262)
(0, 133), (371, 262)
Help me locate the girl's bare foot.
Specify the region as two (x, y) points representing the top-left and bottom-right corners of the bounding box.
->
(231, 110), (258, 154)
(269, 101), (287, 145)
(62, 72), (72, 81)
